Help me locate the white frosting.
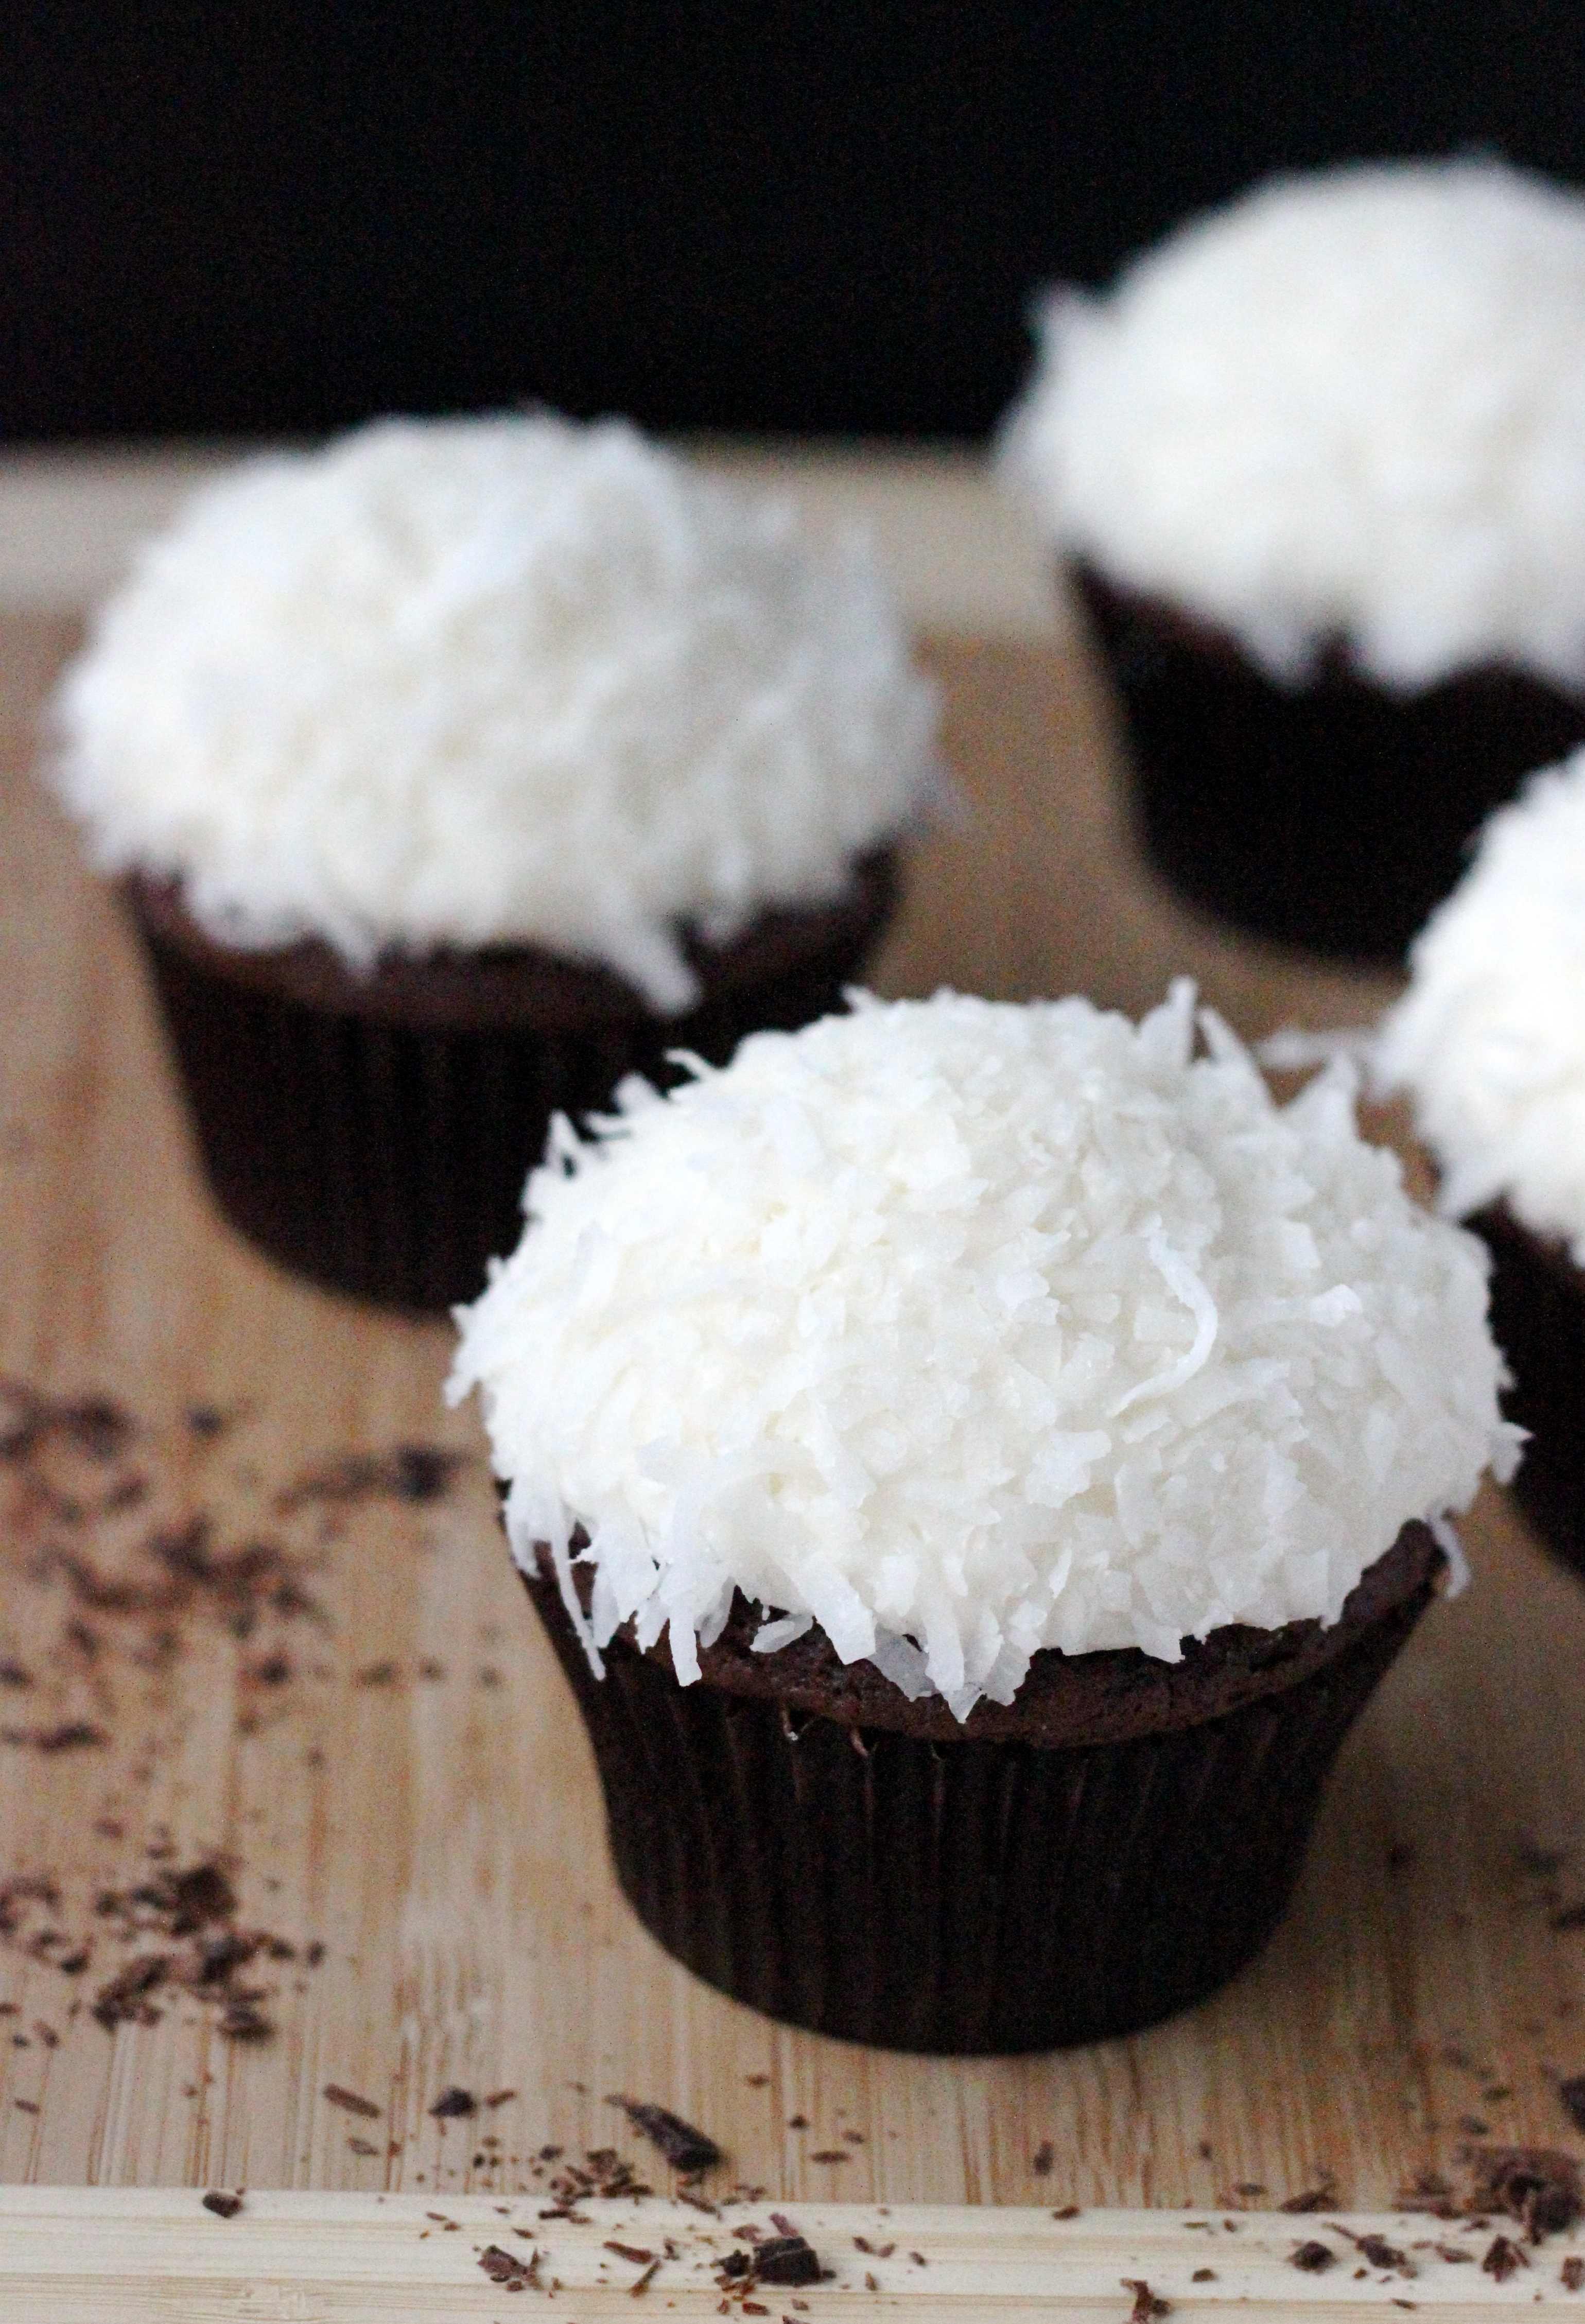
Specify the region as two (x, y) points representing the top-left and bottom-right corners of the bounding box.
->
(1001, 160), (1585, 690)
(448, 986), (1516, 1719)
(50, 414), (940, 1012)
(1378, 747), (1585, 1260)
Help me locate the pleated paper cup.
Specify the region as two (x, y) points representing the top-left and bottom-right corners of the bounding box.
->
(520, 1523), (1439, 2055)
(126, 855), (898, 1312)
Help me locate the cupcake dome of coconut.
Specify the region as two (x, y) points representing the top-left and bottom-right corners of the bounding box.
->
(1379, 747), (1585, 1261)
(50, 413), (940, 1012)
(450, 985), (1515, 1719)
(1002, 159), (1585, 691)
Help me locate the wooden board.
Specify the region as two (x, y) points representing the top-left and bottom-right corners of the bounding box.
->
(4, 2188), (1584, 2321)
(7, 487), (1585, 2273)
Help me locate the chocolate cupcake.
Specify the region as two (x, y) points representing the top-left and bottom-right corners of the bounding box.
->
(1379, 749), (1585, 1575)
(48, 415), (939, 1308)
(450, 985), (1515, 2053)
(1001, 160), (1585, 962)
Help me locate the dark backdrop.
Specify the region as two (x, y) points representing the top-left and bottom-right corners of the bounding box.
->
(9, 2), (1585, 444)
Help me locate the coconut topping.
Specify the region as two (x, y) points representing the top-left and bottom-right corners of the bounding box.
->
(49, 413), (940, 1011)
(1001, 159), (1585, 691)
(1378, 747), (1585, 1260)
(449, 986), (1516, 1718)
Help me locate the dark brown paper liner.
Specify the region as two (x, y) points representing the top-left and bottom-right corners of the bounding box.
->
(522, 1548), (1436, 2054)
(1073, 562), (1585, 964)
(1469, 1202), (1585, 1578)
(126, 858), (897, 1311)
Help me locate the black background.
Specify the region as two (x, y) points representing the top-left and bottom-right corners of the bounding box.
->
(9, 3), (1585, 444)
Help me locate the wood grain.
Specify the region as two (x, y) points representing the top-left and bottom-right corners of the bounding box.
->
(4, 581), (1585, 2230)
(3, 2188), (1580, 2320)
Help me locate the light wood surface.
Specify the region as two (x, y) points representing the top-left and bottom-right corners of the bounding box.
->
(5, 453), (1585, 2259)
(4, 2187), (1582, 2320)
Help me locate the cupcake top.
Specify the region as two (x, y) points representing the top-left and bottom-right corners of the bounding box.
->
(50, 413), (940, 1012)
(1378, 746), (1585, 1261)
(449, 985), (1515, 1720)
(1001, 159), (1585, 691)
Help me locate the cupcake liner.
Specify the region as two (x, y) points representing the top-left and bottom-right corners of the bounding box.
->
(129, 859), (896, 1311)
(522, 1551), (1435, 2054)
(1470, 1203), (1585, 1577)
(1073, 562), (1585, 963)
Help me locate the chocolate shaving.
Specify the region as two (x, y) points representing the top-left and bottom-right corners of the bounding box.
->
(755, 2235), (822, 2286)
(1290, 2242), (1335, 2272)
(323, 2083), (381, 2119)
(1031, 2139), (1055, 2175)
(1122, 2280), (1170, 2321)
(1563, 2255), (1585, 2292)
(276, 1445), (464, 1513)
(479, 2243), (539, 2288)
(1, 1722), (107, 1753)
(428, 2086), (476, 2118)
(201, 2191), (243, 2219)
(1482, 2233), (1529, 2281)
(1279, 2180), (1336, 2213)
(609, 2096), (722, 2173)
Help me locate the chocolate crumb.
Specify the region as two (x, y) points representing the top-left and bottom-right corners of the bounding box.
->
(485, 2087), (518, 2107)
(1482, 2233), (1529, 2281)
(323, 2083), (381, 2119)
(1191, 2268), (1215, 2283)
(347, 2137), (378, 2157)
(756, 2235), (822, 2287)
(217, 1998), (272, 2041)
(1122, 2279), (1170, 2320)
(787, 2113), (808, 2129)
(631, 2258), (661, 2296)
(428, 2086), (476, 2119)
(13, 2098), (39, 2114)
(1280, 2180), (1337, 2213)
(2, 1721), (107, 1753)
(610, 2097), (722, 2174)
(1291, 2242), (1335, 2273)
(808, 2149), (849, 2164)
(1358, 2233), (1411, 2271)
(0, 1662), (30, 1688)
(1031, 2139), (1055, 2176)
(479, 2242), (539, 2289)
(1563, 2256), (1585, 2291)
(201, 2191), (243, 2219)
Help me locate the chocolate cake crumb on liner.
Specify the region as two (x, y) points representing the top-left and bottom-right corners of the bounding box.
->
(128, 855), (896, 1313)
(1073, 564), (1585, 965)
(1468, 1203), (1585, 1581)
(524, 1525), (1439, 2055)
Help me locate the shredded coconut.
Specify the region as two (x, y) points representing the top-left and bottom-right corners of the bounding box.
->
(1000, 159), (1585, 691)
(449, 985), (1517, 1719)
(49, 413), (942, 1012)
(1378, 747), (1585, 1261)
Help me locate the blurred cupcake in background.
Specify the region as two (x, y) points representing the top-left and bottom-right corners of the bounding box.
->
(451, 983), (1514, 2053)
(1379, 747), (1585, 1576)
(1001, 160), (1585, 962)
(48, 412), (941, 1309)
